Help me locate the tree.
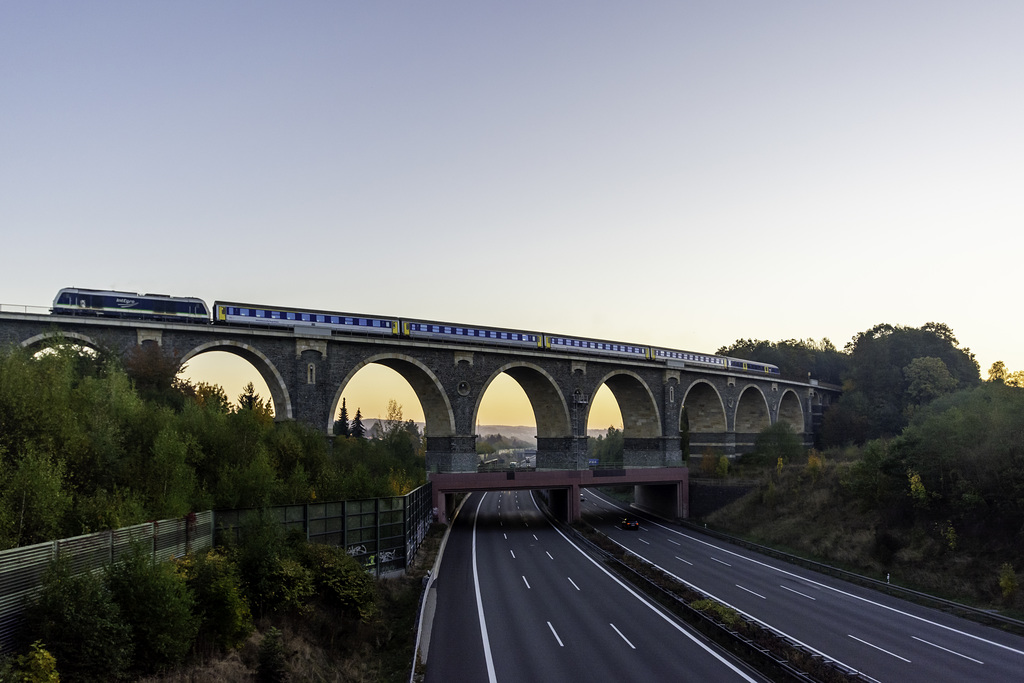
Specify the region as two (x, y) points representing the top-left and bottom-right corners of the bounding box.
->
(822, 322), (980, 445)
(988, 361), (1008, 383)
(106, 544), (199, 675)
(904, 357), (958, 406)
(236, 382), (274, 423)
(123, 343), (184, 405)
(350, 408), (366, 439)
(372, 400), (404, 440)
(24, 555), (134, 682)
(334, 398), (351, 437)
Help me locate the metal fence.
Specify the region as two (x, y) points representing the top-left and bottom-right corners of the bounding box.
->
(213, 482), (434, 577)
(0, 484), (434, 654)
(0, 511), (214, 654)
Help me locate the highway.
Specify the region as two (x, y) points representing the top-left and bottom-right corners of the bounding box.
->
(582, 489), (1024, 683)
(425, 490), (768, 683)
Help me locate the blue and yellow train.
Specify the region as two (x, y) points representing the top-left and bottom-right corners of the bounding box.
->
(52, 288), (780, 376)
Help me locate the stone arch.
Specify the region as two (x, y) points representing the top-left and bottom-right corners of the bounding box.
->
(681, 380), (726, 433)
(20, 330), (106, 353)
(334, 353), (455, 439)
(181, 340), (293, 420)
(591, 370), (661, 438)
(476, 362), (571, 439)
(734, 384), (770, 433)
(778, 388), (804, 433)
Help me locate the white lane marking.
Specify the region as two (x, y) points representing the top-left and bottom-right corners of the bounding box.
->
(510, 550), (515, 559)
(541, 495), (759, 683)
(667, 539), (681, 546)
(533, 534), (538, 541)
(639, 538), (650, 545)
(471, 494), (498, 683)
(912, 636), (984, 664)
(503, 533), (507, 540)
(780, 585), (816, 600)
(548, 621), (564, 647)
(546, 551), (554, 560)
(711, 557), (732, 567)
(598, 524), (869, 679)
(849, 634), (911, 662)
(736, 584), (766, 600)
(675, 556), (693, 565)
(610, 623), (636, 649)
(603, 501), (1024, 660)
(522, 575), (531, 589)
(568, 577), (581, 591)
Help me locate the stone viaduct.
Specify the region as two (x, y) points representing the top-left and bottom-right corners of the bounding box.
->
(0, 311), (838, 521)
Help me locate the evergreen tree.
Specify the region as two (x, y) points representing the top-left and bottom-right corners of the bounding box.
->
(334, 398), (351, 437)
(350, 408), (365, 439)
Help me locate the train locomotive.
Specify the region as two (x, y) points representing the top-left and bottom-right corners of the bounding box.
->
(50, 288), (780, 376)
(52, 288), (209, 322)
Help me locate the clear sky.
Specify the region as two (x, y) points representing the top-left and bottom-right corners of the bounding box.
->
(4, 3), (1023, 429)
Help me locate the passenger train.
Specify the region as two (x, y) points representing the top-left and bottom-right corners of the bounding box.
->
(51, 288), (780, 376)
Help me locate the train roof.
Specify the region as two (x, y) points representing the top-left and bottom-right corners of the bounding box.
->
(213, 300), (399, 321)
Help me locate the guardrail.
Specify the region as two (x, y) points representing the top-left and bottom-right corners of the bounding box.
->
(681, 520), (1024, 637)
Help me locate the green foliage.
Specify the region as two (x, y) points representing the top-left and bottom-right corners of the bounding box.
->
(175, 550), (254, 651)
(748, 421), (804, 467)
(717, 337), (846, 384)
(823, 322), (980, 445)
(588, 427), (624, 465)
(23, 555), (133, 682)
(999, 563), (1018, 604)
(256, 627), (288, 683)
(298, 542), (378, 621)
(229, 511), (289, 617)
(350, 408), (366, 439)
(334, 397), (351, 437)
(0, 343), (429, 548)
(715, 455), (729, 478)
(0, 445), (70, 548)
(690, 599), (741, 627)
(477, 432), (532, 453)
(106, 544), (199, 674)
(10, 641), (60, 683)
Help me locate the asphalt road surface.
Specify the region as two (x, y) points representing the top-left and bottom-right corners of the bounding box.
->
(582, 488), (1024, 683)
(425, 490), (768, 683)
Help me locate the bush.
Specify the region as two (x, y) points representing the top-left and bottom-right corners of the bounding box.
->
(230, 510), (289, 617)
(23, 555), (133, 682)
(106, 544), (199, 674)
(175, 550), (254, 651)
(266, 557), (315, 615)
(8, 641), (60, 683)
(256, 626), (288, 683)
(298, 543), (378, 621)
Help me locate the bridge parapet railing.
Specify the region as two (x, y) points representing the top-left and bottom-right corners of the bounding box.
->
(0, 304), (50, 315)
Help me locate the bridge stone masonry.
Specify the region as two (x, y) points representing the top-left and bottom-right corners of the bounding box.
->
(0, 311), (838, 522)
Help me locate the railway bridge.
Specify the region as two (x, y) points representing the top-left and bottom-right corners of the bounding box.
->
(0, 310), (838, 522)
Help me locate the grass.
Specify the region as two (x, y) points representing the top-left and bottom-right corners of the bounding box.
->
(702, 454), (1024, 614)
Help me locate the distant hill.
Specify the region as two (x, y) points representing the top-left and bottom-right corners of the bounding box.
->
(360, 420), (615, 445)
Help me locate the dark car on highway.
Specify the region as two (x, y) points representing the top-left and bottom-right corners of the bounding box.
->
(619, 518), (639, 530)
